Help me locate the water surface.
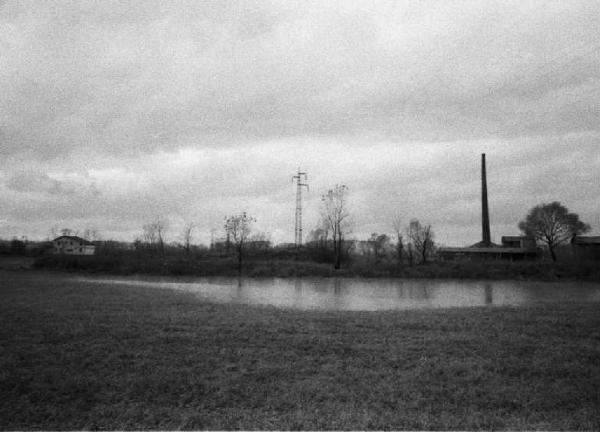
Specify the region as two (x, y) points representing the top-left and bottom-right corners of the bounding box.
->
(80, 276), (600, 311)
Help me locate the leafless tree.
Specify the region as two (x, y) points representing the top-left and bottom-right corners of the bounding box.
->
(392, 215), (404, 266)
(142, 222), (158, 246)
(407, 219), (435, 264)
(406, 242), (415, 266)
(181, 222), (195, 256)
(155, 217), (168, 256)
(224, 212), (256, 273)
(321, 184), (350, 269)
(142, 216), (169, 256)
(82, 228), (100, 241)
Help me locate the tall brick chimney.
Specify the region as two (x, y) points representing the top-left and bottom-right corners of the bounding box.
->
(481, 153), (491, 246)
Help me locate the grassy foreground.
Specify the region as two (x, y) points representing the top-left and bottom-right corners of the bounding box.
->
(1, 271), (600, 430)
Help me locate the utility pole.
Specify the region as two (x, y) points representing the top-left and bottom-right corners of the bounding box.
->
(292, 168), (309, 246)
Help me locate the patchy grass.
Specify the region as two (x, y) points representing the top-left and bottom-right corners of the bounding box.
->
(1, 270), (600, 430)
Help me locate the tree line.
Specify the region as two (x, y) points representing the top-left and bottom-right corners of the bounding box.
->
(28, 187), (592, 268)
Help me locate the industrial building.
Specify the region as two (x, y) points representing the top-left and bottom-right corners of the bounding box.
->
(438, 154), (541, 261)
(571, 236), (600, 260)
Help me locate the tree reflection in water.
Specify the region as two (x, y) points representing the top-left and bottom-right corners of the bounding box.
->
(396, 282), (430, 300)
(484, 283), (493, 305)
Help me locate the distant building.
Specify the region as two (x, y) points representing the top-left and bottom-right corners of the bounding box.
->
(571, 236), (600, 260)
(439, 235), (540, 262)
(439, 240), (540, 261)
(246, 240), (271, 251)
(437, 154), (541, 261)
(500, 236), (537, 249)
(52, 236), (95, 255)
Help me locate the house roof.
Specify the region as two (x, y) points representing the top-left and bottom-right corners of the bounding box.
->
(572, 236), (600, 245)
(52, 235), (95, 246)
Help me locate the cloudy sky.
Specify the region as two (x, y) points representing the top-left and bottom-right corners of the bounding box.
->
(1, 0), (599, 246)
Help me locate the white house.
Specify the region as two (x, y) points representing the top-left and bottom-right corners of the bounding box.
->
(52, 236), (96, 256)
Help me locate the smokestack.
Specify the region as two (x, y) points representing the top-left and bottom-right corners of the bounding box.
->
(481, 153), (491, 246)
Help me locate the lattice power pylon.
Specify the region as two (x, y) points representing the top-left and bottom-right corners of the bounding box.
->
(292, 168), (309, 246)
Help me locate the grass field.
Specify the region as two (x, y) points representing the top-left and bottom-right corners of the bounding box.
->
(1, 270), (600, 430)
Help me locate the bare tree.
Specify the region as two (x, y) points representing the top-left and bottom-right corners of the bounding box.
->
(82, 227), (100, 241)
(406, 242), (415, 266)
(518, 201), (589, 261)
(155, 217), (168, 256)
(392, 215), (404, 266)
(142, 222), (158, 246)
(224, 212), (256, 273)
(142, 216), (169, 256)
(407, 219), (435, 264)
(181, 222), (195, 256)
(321, 184), (350, 269)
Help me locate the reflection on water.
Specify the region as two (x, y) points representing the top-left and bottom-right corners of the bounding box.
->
(484, 283), (493, 305)
(80, 276), (600, 312)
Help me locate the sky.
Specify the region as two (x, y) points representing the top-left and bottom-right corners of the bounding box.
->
(1, 0), (599, 247)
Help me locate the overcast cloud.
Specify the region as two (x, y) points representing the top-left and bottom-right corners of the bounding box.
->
(1, 0), (599, 245)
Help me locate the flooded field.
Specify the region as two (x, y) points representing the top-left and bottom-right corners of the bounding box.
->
(80, 276), (600, 311)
